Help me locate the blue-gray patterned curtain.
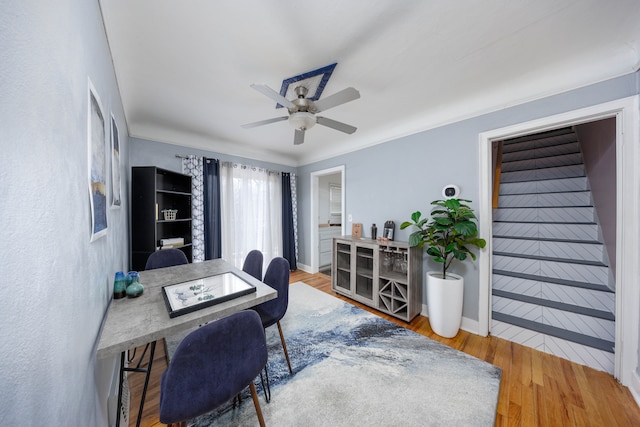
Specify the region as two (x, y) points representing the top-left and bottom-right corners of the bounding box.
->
(181, 156), (204, 262)
(282, 173), (298, 269)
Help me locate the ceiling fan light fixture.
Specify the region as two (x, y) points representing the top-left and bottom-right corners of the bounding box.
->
(289, 111), (316, 131)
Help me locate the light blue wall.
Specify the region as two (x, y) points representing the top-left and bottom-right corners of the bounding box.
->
(1, 1), (128, 425)
(297, 71), (639, 321)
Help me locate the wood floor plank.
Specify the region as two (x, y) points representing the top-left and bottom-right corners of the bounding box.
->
(571, 363), (605, 427)
(507, 400), (522, 427)
(510, 343), (523, 407)
(543, 374), (571, 426)
(568, 404), (591, 427)
(531, 346), (545, 386)
(494, 338), (512, 419)
(533, 382), (550, 427)
(462, 331), (484, 360)
(560, 357), (584, 410)
(520, 346), (533, 391)
(125, 270), (640, 427)
(520, 377), (535, 426)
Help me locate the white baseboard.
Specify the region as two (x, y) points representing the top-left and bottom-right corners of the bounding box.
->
(461, 316), (481, 336)
(420, 303), (481, 336)
(630, 369), (640, 408)
(297, 263), (311, 273)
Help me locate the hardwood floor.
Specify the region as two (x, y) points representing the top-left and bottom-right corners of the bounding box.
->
(127, 270), (640, 426)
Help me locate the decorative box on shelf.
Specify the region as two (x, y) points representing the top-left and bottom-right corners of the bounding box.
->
(161, 209), (178, 221)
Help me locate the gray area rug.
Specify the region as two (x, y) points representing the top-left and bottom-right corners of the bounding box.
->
(166, 282), (501, 426)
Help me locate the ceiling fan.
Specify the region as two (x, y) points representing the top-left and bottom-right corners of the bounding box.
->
(242, 84), (360, 145)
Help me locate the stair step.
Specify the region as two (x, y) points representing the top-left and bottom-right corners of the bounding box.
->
(493, 238), (605, 264)
(494, 254), (610, 286)
(501, 164), (585, 183)
(495, 255), (611, 289)
(502, 127), (576, 153)
(502, 153), (583, 173)
(492, 221), (599, 241)
(498, 191), (591, 208)
(493, 251), (606, 267)
(493, 273), (615, 313)
(492, 296), (614, 342)
(493, 269), (613, 293)
(493, 206), (594, 223)
(502, 141), (580, 163)
(493, 234), (600, 244)
(500, 177), (589, 195)
(492, 312), (614, 353)
(492, 289), (614, 321)
(491, 319), (615, 373)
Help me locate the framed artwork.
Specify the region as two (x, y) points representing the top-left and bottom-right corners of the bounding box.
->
(110, 113), (121, 208)
(88, 79), (107, 241)
(162, 272), (256, 318)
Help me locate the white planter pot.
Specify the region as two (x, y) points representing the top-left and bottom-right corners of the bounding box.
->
(426, 271), (464, 338)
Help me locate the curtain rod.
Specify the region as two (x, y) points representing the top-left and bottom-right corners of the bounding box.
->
(174, 155), (295, 177)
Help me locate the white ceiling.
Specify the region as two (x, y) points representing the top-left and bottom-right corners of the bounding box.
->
(100, 0), (640, 167)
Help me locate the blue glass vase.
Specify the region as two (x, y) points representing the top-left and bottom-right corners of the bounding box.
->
(113, 271), (126, 299)
(126, 271), (139, 287)
(126, 274), (144, 298)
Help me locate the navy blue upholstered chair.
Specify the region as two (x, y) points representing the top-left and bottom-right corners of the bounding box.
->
(145, 248), (188, 270)
(242, 250), (264, 281)
(253, 257), (292, 401)
(159, 310), (267, 427)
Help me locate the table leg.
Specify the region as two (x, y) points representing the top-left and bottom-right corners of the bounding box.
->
(114, 341), (157, 427)
(115, 352), (125, 427)
(134, 340), (156, 427)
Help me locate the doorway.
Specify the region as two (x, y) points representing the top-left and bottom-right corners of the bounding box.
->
(310, 166), (346, 273)
(478, 96), (640, 385)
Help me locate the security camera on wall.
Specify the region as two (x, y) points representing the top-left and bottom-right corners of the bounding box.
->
(442, 184), (460, 199)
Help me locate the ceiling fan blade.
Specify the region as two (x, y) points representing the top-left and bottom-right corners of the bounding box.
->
(250, 84), (296, 109)
(313, 87), (360, 112)
(294, 129), (305, 145)
(316, 116), (357, 134)
(241, 116), (288, 129)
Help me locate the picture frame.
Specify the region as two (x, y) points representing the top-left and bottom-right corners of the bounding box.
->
(161, 272), (256, 318)
(87, 79), (108, 241)
(110, 113), (121, 208)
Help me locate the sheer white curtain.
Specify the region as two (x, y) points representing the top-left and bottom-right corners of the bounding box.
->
(220, 162), (282, 269)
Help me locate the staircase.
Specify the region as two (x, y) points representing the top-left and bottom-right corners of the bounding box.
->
(491, 127), (616, 374)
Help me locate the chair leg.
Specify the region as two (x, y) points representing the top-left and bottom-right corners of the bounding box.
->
(232, 392), (242, 407)
(277, 321), (292, 374)
(249, 381), (266, 427)
(259, 364), (271, 403)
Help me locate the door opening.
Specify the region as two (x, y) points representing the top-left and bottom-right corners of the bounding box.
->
(478, 96), (640, 385)
(310, 166), (345, 273)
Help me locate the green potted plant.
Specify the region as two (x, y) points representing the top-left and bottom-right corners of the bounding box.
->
(401, 198), (486, 337)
